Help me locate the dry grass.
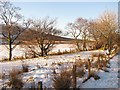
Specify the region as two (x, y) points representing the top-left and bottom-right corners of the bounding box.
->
(83, 70), (100, 83)
(53, 70), (72, 90)
(75, 59), (85, 68)
(9, 68), (23, 77)
(13, 56), (25, 60)
(22, 63), (29, 73)
(76, 67), (85, 78)
(8, 68), (24, 89)
(90, 70), (100, 80)
(49, 49), (76, 56)
(1, 57), (8, 62)
(0, 72), (5, 79)
(8, 75), (23, 89)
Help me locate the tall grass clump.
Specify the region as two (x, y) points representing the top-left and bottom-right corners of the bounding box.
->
(53, 70), (72, 90)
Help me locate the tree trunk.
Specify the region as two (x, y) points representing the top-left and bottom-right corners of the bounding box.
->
(44, 50), (48, 56)
(8, 31), (12, 61)
(40, 44), (44, 56)
(41, 49), (44, 56)
(9, 43), (12, 61)
(75, 40), (80, 51)
(83, 41), (87, 51)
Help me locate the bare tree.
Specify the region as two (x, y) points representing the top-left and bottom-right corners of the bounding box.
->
(89, 11), (117, 53)
(0, 1), (30, 60)
(67, 17), (89, 51)
(77, 18), (89, 51)
(89, 20), (103, 49)
(67, 22), (81, 51)
(100, 11), (117, 54)
(24, 17), (62, 57)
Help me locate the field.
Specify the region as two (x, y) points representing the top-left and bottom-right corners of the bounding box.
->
(0, 44), (119, 89)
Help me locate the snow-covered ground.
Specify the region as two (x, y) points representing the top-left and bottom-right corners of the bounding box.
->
(0, 44), (119, 89)
(0, 45), (25, 59)
(0, 44), (76, 59)
(80, 53), (119, 88)
(0, 44), (118, 88)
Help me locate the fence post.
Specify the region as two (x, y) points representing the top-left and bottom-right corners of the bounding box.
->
(72, 64), (77, 89)
(98, 55), (100, 70)
(88, 58), (91, 77)
(38, 81), (43, 90)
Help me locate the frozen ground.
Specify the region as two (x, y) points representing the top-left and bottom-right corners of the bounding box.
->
(117, 52), (120, 88)
(80, 52), (119, 88)
(0, 44), (76, 59)
(0, 44), (119, 89)
(0, 44), (119, 88)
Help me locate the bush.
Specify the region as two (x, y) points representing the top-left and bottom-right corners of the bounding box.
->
(8, 76), (23, 89)
(9, 68), (23, 77)
(49, 49), (76, 56)
(13, 56), (25, 60)
(75, 60), (85, 68)
(82, 70), (100, 83)
(101, 67), (109, 72)
(90, 71), (100, 80)
(84, 62), (88, 69)
(76, 67), (85, 78)
(21, 61), (29, 72)
(0, 72), (5, 79)
(53, 70), (72, 90)
(22, 65), (29, 72)
(8, 68), (24, 89)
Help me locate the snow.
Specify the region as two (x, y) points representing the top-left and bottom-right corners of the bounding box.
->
(80, 53), (119, 88)
(50, 44), (76, 53)
(0, 44), (119, 89)
(0, 44), (76, 59)
(0, 45), (25, 59)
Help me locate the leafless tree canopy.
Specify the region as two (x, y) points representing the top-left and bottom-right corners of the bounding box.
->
(89, 11), (118, 53)
(23, 17), (62, 57)
(0, 1), (30, 60)
(67, 17), (90, 51)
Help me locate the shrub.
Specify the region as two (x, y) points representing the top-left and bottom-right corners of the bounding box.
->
(49, 49), (76, 56)
(90, 71), (100, 80)
(8, 68), (24, 89)
(8, 75), (23, 89)
(1, 57), (8, 62)
(9, 68), (23, 77)
(82, 70), (100, 83)
(36, 63), (41, 69)
(53, 70), (72, 90)
(84, 62), (88, 69)
(13, 56), (25, 60)
(0, 72), (5, 79)
(22, 65), (29, 72)
(75, 60), (85, 68)
(21, 61), (29, 72)
(76, 67), (85, 78)
(101, 67), (109, 72)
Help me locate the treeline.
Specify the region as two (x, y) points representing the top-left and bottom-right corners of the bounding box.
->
(67, 11), (119, 53)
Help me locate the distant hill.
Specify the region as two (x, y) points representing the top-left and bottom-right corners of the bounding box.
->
(0, 27), (95, 44)
(42, 34), (95, 44)
(46, 34), (74, 41)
